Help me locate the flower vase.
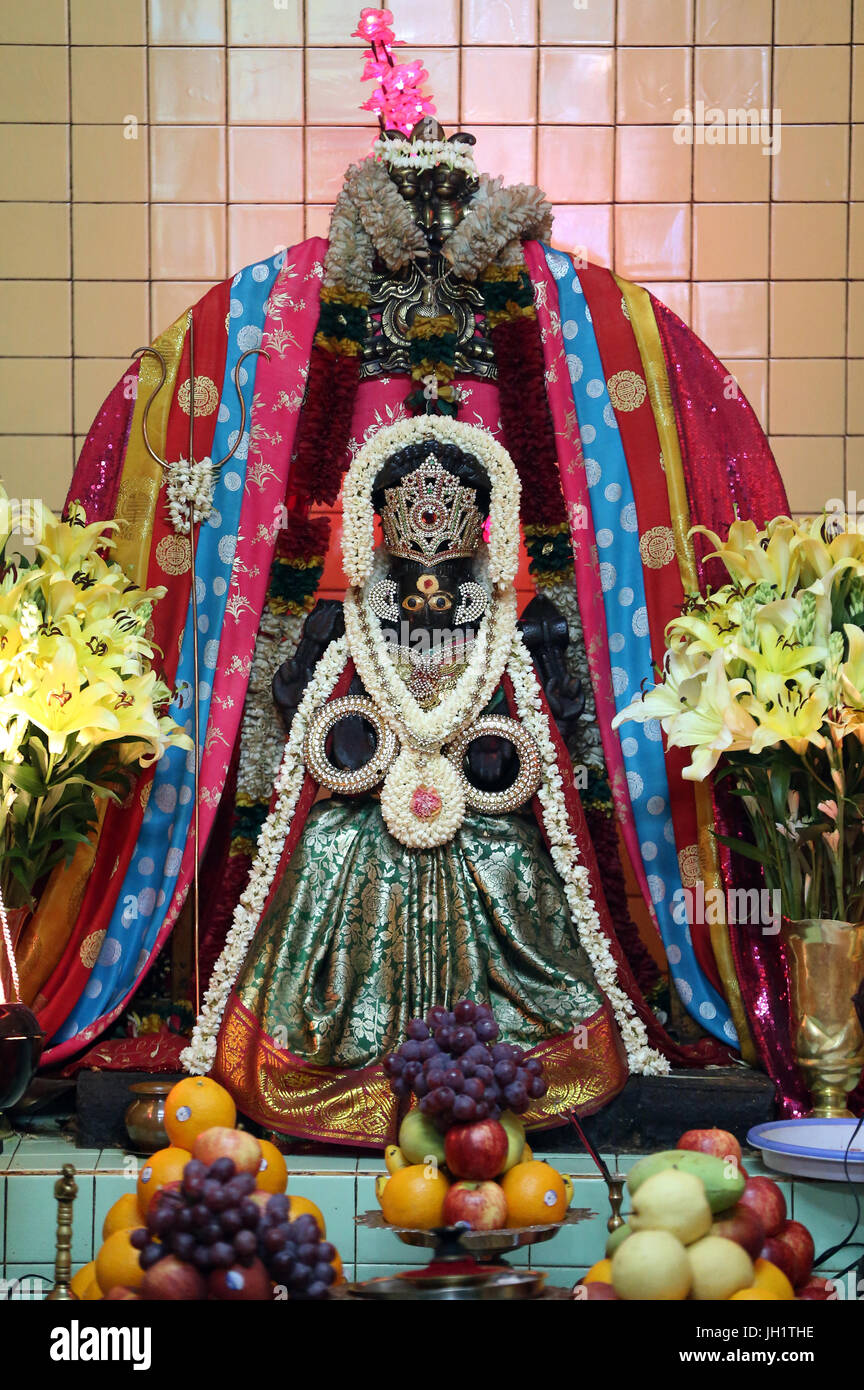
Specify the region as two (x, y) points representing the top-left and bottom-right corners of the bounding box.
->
(781, 918), (864, 1118)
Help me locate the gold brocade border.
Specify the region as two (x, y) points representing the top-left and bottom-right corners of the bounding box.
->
(614, 274), (757, 1065)
(113, 310), (187, 583)
(214, 997), (628, 1146)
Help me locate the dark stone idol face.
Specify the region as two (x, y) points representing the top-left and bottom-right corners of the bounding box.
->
(392, 558), (469, 634)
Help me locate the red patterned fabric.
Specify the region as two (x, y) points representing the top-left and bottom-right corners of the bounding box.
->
(58, 1032), (187, 1076)
(68, 363), (139, 524)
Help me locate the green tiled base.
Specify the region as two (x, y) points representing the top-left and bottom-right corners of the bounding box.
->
(2, 1135), (861, 1297)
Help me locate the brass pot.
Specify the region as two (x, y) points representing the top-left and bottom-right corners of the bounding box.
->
(781, 918), (864, 1118)
(124, 1080), (173, 1152)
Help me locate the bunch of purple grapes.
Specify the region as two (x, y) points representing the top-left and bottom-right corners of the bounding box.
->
(132, 1157), (337, 1299)
(383, 999), (548, 1131)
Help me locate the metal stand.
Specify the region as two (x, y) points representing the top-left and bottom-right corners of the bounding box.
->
(46, 1163), (78, 1301)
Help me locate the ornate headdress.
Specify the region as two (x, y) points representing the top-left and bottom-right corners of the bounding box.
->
(380, 453), (482, 566)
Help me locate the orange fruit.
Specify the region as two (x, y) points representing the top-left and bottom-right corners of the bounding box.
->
(500, 1160), (567, 1226)
(730, 1288), (782, 1301)
(379, 1165), (450, 1230)
(331, 1251), (346, 1285)
(136, 1145), (191, 1215)
(285, 1194), (327, 1236)
(81, 1276), (103, 1301)
(163, 1075), (236, 1149)
(583, 1258), (613, 1285)
(752, 1258), (795, 1301)
(255, 1139), (288, 1195)
(95, 1228), (145, 1295)
(101, 1191), (143, 1241)
(70, 1261), (97, 1299)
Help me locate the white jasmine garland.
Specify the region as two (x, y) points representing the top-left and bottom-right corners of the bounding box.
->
(181, 633), (350, 1075)
(166, 456), (215, 535)
(341, 416), (521, 589)
(506, 631), (669, 1077)
(380, 749), (466, 849)
(373, 136), (478, 178)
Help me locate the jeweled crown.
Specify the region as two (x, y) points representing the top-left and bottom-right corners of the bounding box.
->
(380, 454), (483, 566)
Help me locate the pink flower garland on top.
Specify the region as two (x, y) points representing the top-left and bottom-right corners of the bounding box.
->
(353, 7), (436, 134)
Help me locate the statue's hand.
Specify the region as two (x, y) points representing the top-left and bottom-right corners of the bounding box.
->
(518, 594), (585, 743)
(272, 599), (345, 731)
(464, 734), (519, 792)
(542, 673), (586, 743)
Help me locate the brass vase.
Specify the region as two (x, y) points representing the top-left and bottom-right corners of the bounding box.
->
(125, 1080), (173, 1152)
(781, 917), (864, 1118)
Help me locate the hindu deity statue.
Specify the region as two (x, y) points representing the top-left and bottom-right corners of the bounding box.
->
(17, 29), (800, 1133)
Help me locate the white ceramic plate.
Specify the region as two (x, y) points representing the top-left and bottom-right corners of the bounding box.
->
(747, 1119), (864, 1182)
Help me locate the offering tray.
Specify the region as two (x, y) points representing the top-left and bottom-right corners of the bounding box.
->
(357, 1205), (594, 1256)
(347, 1266), (546, 1301)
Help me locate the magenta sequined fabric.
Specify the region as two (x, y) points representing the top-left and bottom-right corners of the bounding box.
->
(66, 361), (139, 521)
(655, 299), (812, 1116)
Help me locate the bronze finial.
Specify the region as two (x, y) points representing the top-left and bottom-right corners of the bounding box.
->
(46, 1163), (78, 1301)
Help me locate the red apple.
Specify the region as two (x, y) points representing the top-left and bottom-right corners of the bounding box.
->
(574, 1281), (620, 1301)
(442, 1180), (508, 1231)
(797, 1275), (838, 1301)
(192, 1126), (262, 1176)
(677, 1127), (742, 1167)
(759, 1234), (797, 1285)
(141, 1254), (207, 1301)
(738, 1175), (787, 1236)
(444, 1119), (509, 1180)
(772, 1219), (815, 1288)
(711, 1202), (765, 1259)
(208, 1257), (272, 1301)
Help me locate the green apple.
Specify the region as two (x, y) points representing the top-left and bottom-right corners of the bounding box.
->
(605, 1221), (632, 1257)
(499, 1111), (526, 1172)
(398, 1109), (446, 1166)
(629, 1169), (713, 1246)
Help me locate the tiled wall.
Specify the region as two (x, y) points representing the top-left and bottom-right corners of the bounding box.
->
(0, 0), (862, 515)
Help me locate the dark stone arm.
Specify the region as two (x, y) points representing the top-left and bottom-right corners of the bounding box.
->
(272, 599), (345, 733)
(518, 594), (585, 744)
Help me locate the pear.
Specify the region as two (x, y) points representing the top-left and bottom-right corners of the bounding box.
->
(611, 1229), (691, 1301)
(398, 1109), (446, 1166)
(499, 1111), (527, 1172)
(629, 1168), (712, 1246)
(687, 1235), (753, 1301)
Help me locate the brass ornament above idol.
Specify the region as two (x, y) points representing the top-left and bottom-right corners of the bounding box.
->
(303, 428), (543, 850)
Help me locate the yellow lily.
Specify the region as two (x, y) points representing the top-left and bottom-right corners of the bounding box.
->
(0, 640), (121, 756)
(731, 628), (825, 704)
(840, 622), (864, 709)
(663, 651), (758, 780)
(692, 517), (801, 594)
(745, 688), (829, 756)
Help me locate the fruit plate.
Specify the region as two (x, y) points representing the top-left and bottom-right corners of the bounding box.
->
(747, 1119), (864, 1182)
(356, 1206), (594, 1253)
(347, 1268), (547, 1300)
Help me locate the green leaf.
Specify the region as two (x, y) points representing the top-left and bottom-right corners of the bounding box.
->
(713, 832), (774, 867)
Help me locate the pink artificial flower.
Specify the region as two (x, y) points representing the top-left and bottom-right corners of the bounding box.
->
(352, 8), (396, 43)
(818, 799), (839, 819)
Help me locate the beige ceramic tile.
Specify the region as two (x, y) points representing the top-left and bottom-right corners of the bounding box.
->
(229, 0), (302, 44)
(693, 203), (769, 280)
(0, 0), (67, 41)
(726, 359), (768, 426)
(73, 125), (149, 202)
(463, 0), (537, 44)
(847, 280), (864, 355)
(303, 127), (375, 202)
(71, 46), (147, 124)
(644, 281), (693, 323)
(0, 46), (68, 123)
(692, 282), (768, 358)
(618, 0), (693, 45)
(616, 47), (691, 124)
(229, 127), (304, 203)
(847, 434), (864, 490)
(0, 126), (69, 201)
(70, 0), (146, 43)
(615, 204), (691, 280)
(695, 46), (771, 110)
(539, 49), (615, 123)
(771, 436), (845, 511)
(0, 283), (71, 357)
(538, 127), (614, 203)
(616, 126), (692, 202)
(305, 205), (335, 239)
(0, 436), (74, 514)
(772, 203), (848, 279)
(72, 204), (148, 279)
(550, 206), (614, 267)
(306, 45), (458, 125)
(73, 282), (150, 358)
(769, 359), (846, 434)
(151, 281), (214, 331)
(228, 48), (303, 124)
(854, 46), (864, 124)
(150, 46), (225, 123)
(771, 281), (847, 358)
(149, 0), (224, 44)
(693, 136), (772, 200)
(73, 359), (132, 435)
(228, 205), (305, 269)
(772, 126), (850, 202)
(462, 47), (537, 124)
(852, 126), (864, 199)
(696, 0), (772, 44)
(150, 204), (226, 281)
(150, 126), (226, 202)
(775, 0), (852, 44)
(849, 360), (864, 433)
(851, 205), (864, 276)
(540, 0), (616, 44)
(0, 204), (70, 278)
(464, 125), (537, 186)
(306, 0), (460, 45)
(0, 360), (72, 435)
(773, 46), (851, 124)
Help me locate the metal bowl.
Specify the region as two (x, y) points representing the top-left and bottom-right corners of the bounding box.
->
(0, 1003), (45, 1112)
(347, 1268), (547, 1301)
(356, 1205), (595, 1254)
